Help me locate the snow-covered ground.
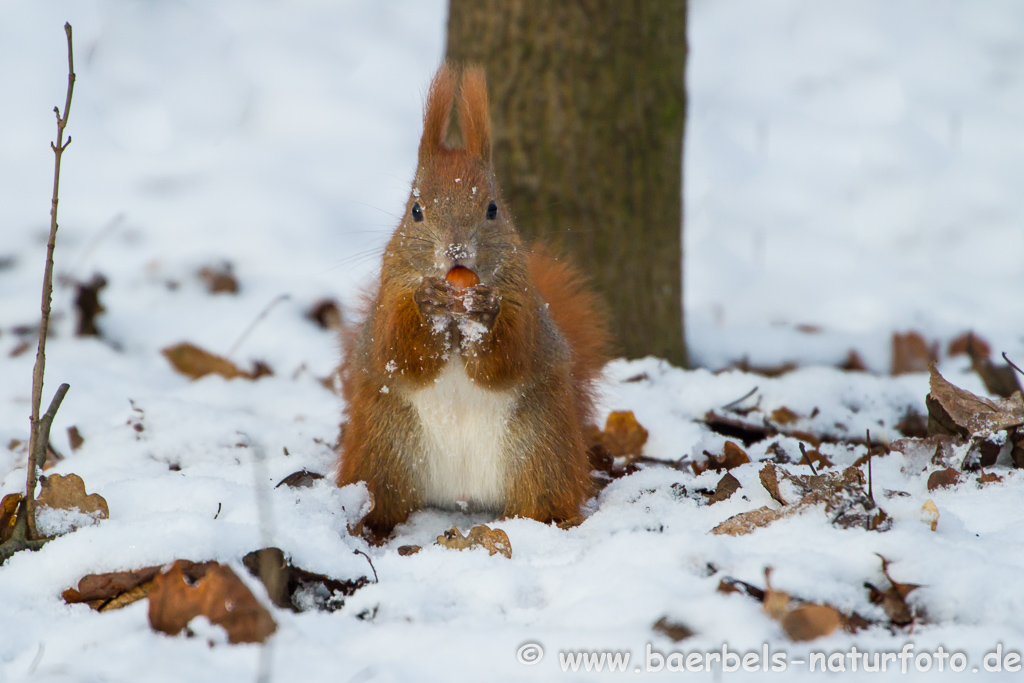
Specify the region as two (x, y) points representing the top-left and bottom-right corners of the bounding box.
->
(1, 1), (1023, 681)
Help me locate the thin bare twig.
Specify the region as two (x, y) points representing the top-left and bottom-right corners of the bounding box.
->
(798, 442), (818, 476)
(720, 386), (758, 412)
(226, 294), (290, 358)
(866, 429), (874, 504)
(353, 549), (378, 584)
(24, 23), (75, 541)
(1003, 352), (1024, 378)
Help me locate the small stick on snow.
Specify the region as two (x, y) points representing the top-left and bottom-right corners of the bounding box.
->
(798, 442), (818, 476)
(354, 549), (378, 583)
(866, 429), (875, 504)
(1003, 352), (1024, 378)
(720, 386), (758, 411)
(226, 293), (291, 358)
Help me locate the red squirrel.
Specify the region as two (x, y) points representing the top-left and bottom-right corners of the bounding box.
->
(336, 63), (610, 541)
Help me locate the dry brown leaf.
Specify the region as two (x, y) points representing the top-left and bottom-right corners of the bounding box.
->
(598, 411), (649, 458)
(696, 441), (751, 475)
(759, 463), (787, 506)
(711, 505), (799, 536)
(866, 555), (920, 627)
(652, 616), (695, 642)
(99, 583), (153, 612)
(197, 262), (239, 294)
(927, 364), (1024, 437)
(707, 472), (741, 504)
(762, 568), (790, 621)
(307, 299), (343, 330)
(148, 561), (276, 643)
(782, 604), (845, 642)
(63, 566), (163, 604)
(770, 407), (800, 425)
(891, 331), (936, 375)
(241, 548), (369, 613)
(36, 473), (109, 525)
(162, 342), (252, 381)
(839, 350), (868, 372)
(0, 493), (22, 543)
(1013, 428), (1024, 469)
(948, 332), (991, 360)
(717, 577), (765, 601)
(74, 274), (107, 337)
(397, 545), (421, 556)
(274, 470), (324, 489)
(921, 499), (939, 531)
(927, 467), (961, 491)
(66, 425), (84, 451)
(556, 516), (584, 530)
(977, 470), (1003, 485)
(435, 524), (512, 558)
(779, 466), (891, 531)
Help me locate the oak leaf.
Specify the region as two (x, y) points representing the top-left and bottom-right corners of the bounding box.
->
(162, 342), (271, 381)
(927, 364), (1024, 437)
(36, 473), (109, 532)
(148, 561), (276, 644)
(435, 524), (512, 558)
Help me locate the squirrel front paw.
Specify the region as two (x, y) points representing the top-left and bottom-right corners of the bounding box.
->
(461, 285), (500, 330)
(414, 276), (458, 318)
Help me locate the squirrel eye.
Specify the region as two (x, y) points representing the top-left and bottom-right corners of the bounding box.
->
(411, 203), (423, 222)
(486, 201), (498, 220)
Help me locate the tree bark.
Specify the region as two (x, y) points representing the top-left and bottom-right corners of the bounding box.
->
(446, 0), (688, 366)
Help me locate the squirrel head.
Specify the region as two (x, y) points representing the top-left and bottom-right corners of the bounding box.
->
(387, 63), (521, 285)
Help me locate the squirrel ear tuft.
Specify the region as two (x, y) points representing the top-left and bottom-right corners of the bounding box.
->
(458, 66), (491, 164)
(419, 63), (457, 164)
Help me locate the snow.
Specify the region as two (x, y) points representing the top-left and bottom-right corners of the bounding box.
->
(2, 0), (1024, 681)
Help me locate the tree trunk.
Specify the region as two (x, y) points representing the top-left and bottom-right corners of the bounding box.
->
(446, 0), (688, 366)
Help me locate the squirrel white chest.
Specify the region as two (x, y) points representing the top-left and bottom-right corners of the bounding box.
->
(406, 357), (517, 510)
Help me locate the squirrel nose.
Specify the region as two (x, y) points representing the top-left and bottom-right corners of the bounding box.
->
(443, 243), (475, 268)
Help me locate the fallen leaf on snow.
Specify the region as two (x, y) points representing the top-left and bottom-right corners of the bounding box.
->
(782, 604), (846, 642)
(707, 472), (741, 504)
(242, 547), (369, 612)
(74, 274), (107, 337)
(865, 555), (920, 627)
(652, 616), (695, 642)
(148, 560), (276, 643)
(891, 331), (936, 375)
(749, 464), (891, 533)
(927, 467), (961, 491)
(948, 332), (991, 360)
(759, 463), (787, 506)
(36, 473), (109, 533)
(275, 470), (324, 489)
(64, 561), (215, 612)
(0, 493), (22, 543)
(769, 407), (800, 425)
(596, 410), (649, 458)
(711, 505), (798, 536)
(307, 298), (343, 330)
(977, 470), (1003, 485)
(695, 441), (750, 475)
(66, 425), (84, 451)
(161, 342), (271, 381)
(197, 262), (239, 294)
(435, 525), (512, 558)
(926, 364), (1024, 437)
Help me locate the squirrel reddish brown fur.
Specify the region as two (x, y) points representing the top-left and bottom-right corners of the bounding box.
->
(336, 63), (610, 541)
